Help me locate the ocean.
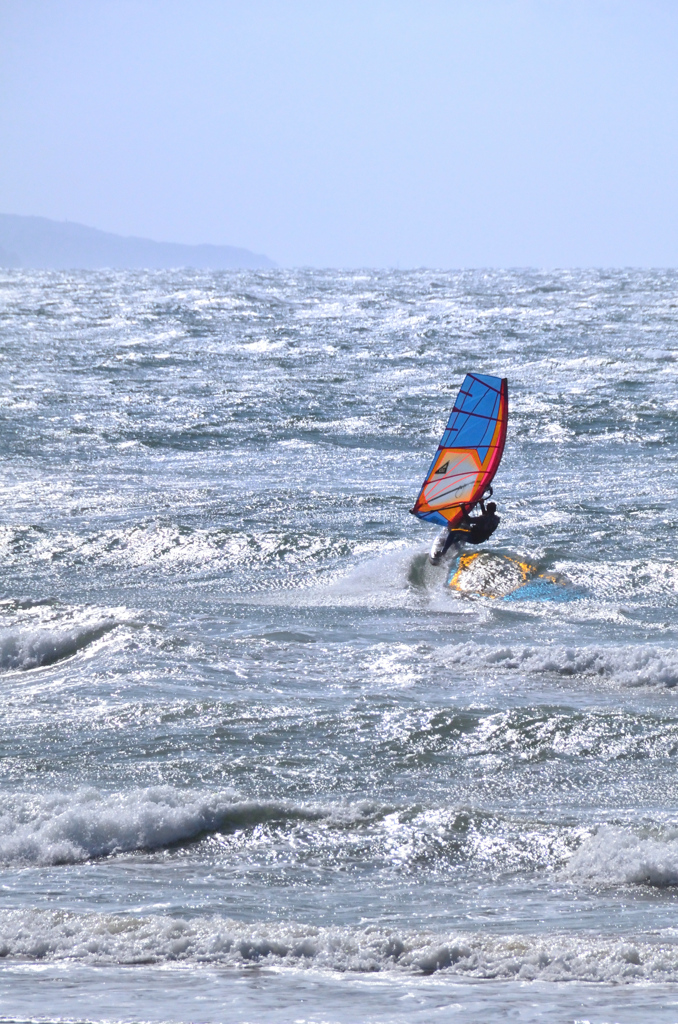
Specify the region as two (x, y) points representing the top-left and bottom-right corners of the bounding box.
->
(0, 267), (677, 1024)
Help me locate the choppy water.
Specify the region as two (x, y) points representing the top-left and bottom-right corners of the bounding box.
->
(0, 268), (677, 1024)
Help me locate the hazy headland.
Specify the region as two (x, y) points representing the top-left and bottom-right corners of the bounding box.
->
(0, 214), (274, 270)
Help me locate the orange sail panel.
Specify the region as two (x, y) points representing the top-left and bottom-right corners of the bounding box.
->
(410, 374), (508, 528)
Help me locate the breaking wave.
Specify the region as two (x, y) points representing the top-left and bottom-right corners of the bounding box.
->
(565, 827), (678, 887)
(0, 787), (337, 866)
(0, 619), (119, 673)
(440, 641), (678, 688)
(0, 786), (581, 876)
(0, 909), (674, 982)
(0, 604), (129, 672)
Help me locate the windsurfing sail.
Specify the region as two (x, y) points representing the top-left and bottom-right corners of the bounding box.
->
(410, 373), (508, 528)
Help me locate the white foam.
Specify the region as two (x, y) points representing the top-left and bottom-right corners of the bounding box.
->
(263, 545), (423, 609)
(0, 604), (130, 673)
(566, 827), (678, 886)
(0, 620), (118, 673)
(273, 544), (486, 617)
(0, 523), (386, 578)
(0, 787), (587, 880)
(0, 909), (673, 982)
(0, 787), (363, 866)
(440, 641), (678, 688)
(554, 558), (678, 600)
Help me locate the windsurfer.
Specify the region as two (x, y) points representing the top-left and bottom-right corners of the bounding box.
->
(429, 500), (501, 563)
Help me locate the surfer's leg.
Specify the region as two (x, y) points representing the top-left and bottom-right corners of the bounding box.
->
(428, 530), (448, 564)
(442, 530), (464, 555)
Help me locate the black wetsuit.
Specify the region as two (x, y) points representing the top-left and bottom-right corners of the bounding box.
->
(441, 504), (500, 554)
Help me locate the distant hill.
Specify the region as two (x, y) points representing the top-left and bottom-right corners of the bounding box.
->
(0, 214), (275, 270)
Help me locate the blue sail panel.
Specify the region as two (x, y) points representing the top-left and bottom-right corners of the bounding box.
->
(410, 373), (508, 528)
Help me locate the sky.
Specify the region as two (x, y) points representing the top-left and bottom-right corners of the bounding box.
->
(1, 0), (677, 267)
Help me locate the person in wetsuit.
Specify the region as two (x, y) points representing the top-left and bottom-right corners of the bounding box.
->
(468, 500), (500, 543)
(443, 499), (500, 552)
(430, 499), (501, 562)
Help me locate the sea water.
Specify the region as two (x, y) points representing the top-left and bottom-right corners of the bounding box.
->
(0, 268), (676, 1024)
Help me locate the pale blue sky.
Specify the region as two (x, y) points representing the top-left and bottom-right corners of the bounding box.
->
(1, 0), (677, 266)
